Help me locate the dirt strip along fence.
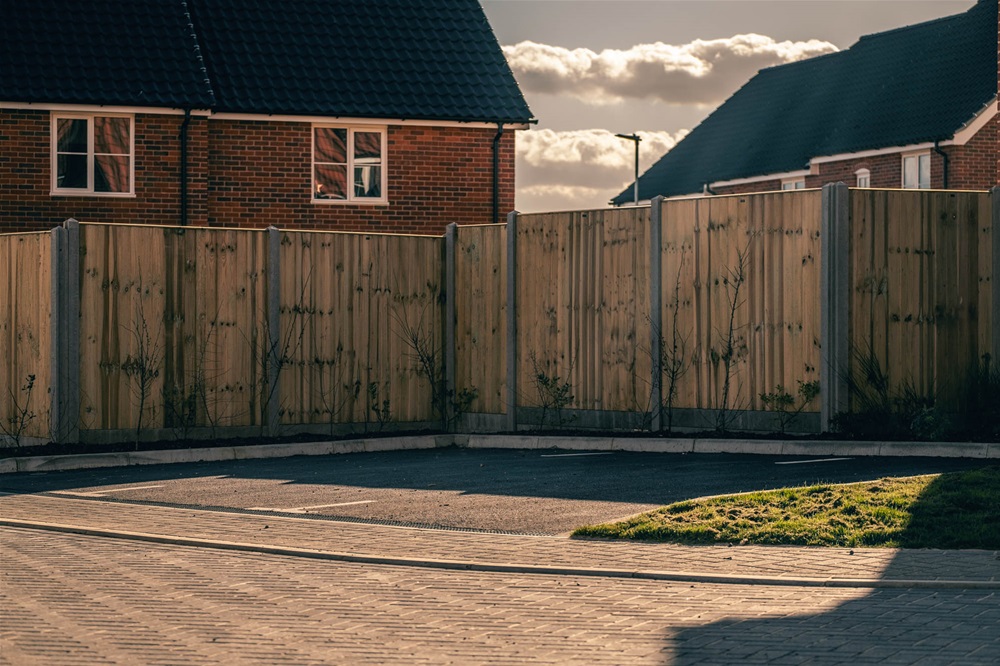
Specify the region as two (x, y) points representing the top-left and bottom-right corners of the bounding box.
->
(1, 185), (996, 445)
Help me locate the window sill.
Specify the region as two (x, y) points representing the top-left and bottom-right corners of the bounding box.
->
(312, 198), (389, 207)
(50, 191), (137, 198)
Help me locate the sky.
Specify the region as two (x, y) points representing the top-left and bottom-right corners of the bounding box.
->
(480, 0), (978, 212)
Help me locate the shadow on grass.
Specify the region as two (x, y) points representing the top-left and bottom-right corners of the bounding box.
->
(666, 469), (1000, 664)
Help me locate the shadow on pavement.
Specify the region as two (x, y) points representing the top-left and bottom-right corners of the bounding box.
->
(667, 473), (1000, 664)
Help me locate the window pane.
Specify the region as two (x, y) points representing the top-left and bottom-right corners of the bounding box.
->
(57, 154), (87, 188)
(903, 156), (917, 188)
(918, 154), (930, 189)
(95, 155), (130, 192)
(354, 132), (381, 162)
(57, 118), (87, 153)
(314, 128), (347, 164)
(315, 164), (347, 199)
(354, 165), (381, 198)
(94, 117), (130, 155)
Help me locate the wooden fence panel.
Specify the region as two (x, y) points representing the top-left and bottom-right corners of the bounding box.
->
(0, 232), (52, 440)
(516, 207), (650, 414)
(661, 191), (823, 416)
(78, 224), (269, 434)
(454, 224), (506, 414)
(171, 227), (269, 430)
(279, 231), (444, 428)
(848, 190), (991, 411)
(79, 224), (168, 432)
(977, 193), (994, 367)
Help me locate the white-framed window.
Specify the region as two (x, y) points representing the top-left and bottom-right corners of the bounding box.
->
(855, 168), (871, 188)
(781, 179), (805, 190)
(312, 126), (386, 203)
(902, 152), (930, 189)
(51, 113), (134, 195)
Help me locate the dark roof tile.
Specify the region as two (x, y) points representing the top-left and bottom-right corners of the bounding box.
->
(0, 0), (532, 124)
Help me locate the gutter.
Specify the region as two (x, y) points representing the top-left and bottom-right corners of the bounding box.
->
(180, 109), (192, 226)
(932, 140), (949, 189)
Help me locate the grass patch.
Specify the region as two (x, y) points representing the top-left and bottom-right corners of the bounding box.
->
(573, 466), (1000, 549)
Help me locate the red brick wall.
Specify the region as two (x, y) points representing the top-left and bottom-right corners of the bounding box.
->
(1, 109), (515, 235)
(0, 110), (207, 232)
(947, 113), (998, 188)
(206, 120), (514, 234)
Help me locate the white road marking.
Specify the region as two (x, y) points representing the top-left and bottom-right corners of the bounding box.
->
(247, 500), (377, 513)
(775, 458), (853, 465)
(540, 452), (615, 458)
(51, 485), (165, 497)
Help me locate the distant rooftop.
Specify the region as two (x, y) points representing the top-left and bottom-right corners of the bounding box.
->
(613, 0), (997, 204)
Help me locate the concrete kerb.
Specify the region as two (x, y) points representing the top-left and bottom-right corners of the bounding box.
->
(3, 518), (996, 590)
(0, 434), (995, 474)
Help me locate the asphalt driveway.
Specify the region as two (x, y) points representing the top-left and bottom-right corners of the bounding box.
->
(1, 447), (991, 534)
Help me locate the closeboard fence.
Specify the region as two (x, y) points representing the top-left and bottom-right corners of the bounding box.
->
(2, 185), (996, 445)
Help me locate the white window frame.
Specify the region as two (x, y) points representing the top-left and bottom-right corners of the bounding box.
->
(50, 112), (135, 196)
(311, 125), (388, 205)
(901, 152), (931, 189)
(855, 168), (871, 188)
(781, 178), (805, 190)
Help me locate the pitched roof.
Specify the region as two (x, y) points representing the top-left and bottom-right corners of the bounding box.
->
(0, 0), (215, 109)
(0, 0), (533, 124)
(613, 0), (997, 204)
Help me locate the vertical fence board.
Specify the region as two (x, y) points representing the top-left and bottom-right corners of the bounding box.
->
(454, 225), (507, 414)
(0, 233), (53, 440)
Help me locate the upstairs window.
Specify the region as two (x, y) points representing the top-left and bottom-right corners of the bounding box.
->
(855, 168), (871, 188)
(902, 153), (930, 189)
(51, 114), (133, 195)
(313, 126), (386, 203)
(781, 179), (805, 190)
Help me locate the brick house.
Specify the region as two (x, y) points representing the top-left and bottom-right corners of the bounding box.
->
(613, 0), (998, 204)
(0, 0), (534, 234)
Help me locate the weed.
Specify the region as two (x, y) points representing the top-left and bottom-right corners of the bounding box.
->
(661, 259), (690, 432)
(1, 374), (37, 446)
(529, 352), (575, 429)
(760, 380), (820, 434)
(367, 382), (392, 431)
(121, 282), (163, 450)
(712, 230), (754, 432)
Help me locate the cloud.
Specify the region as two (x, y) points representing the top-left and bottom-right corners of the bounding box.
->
(515, 128), (687, 211)
(503, 35), (838, 105)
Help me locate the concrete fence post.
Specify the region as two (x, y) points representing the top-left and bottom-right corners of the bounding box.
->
(506, 211), (518, 432)
(992, 187), (1000, 370)
(444, 223), (457, 429)
(50, 218), (81, 444)
(649, 196), (664, 431)
(820, 183), (850, 431)
(266, 226), (282, 436)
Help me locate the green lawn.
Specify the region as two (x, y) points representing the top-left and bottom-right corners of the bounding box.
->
(573, 466), (1000, 549)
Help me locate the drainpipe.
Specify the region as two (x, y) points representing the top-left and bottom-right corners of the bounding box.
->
(492, 122), (504, 224)
(703, 183), (717, 196)
(933, 141), (949, 189)
(180, 109), (192, 226)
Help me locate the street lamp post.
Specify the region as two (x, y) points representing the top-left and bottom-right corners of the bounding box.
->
(616, 133), (641, 205)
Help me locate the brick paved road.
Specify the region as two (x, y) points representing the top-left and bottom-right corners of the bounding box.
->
(4, 527), (999, 665)
(2, 492), (999, 664)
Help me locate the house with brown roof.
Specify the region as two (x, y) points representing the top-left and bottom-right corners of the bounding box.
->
(0, 0), (534, 234)
(614, 0), (998, 204)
